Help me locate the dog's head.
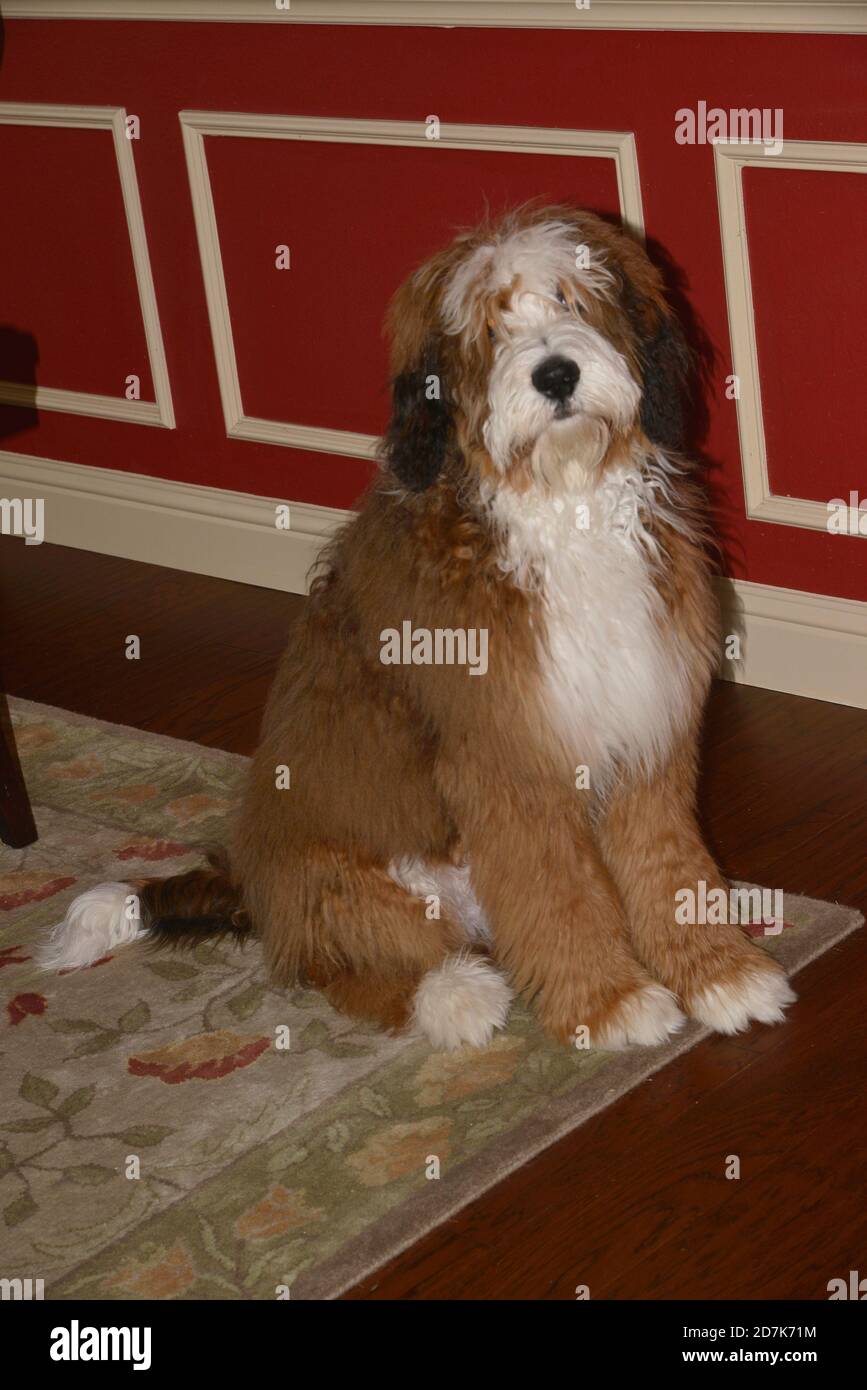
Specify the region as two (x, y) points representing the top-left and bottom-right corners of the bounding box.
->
(382, 206), (690, 492)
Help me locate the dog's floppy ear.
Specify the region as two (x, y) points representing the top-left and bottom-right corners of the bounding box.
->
(620, 275), (691, 452)
(382, 337), (454, 492)
(638, 312), (691, 452)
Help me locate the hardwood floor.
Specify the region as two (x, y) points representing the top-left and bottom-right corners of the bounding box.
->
(2, 538), (865, 1300)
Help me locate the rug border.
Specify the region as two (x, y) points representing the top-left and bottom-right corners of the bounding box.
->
(8, 695), (250, 770)
(305, 900), (864, 1300)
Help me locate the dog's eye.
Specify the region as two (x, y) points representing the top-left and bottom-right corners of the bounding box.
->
(487, 323), (496, 342)
(555, 288), (568, 307)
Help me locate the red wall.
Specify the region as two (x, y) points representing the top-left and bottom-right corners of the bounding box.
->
(0, 20), (865, 599)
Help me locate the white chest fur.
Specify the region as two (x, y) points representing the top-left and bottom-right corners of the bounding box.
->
(489, 464), (691, 783)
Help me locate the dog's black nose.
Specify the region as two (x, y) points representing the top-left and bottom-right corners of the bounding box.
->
(531, 355), (580, 402)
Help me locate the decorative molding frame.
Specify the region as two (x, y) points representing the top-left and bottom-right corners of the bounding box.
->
(179, 110), (643, 459)
(0, 102), (175, 429)
(5, 2), (867, 35)
(714, 138), (867, 534)
(2, 450), (864, 707)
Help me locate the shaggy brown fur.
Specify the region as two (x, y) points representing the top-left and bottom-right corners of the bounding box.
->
(129, 205), (788, 1046)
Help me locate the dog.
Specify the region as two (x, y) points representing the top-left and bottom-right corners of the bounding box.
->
(44, 204), (795, 1051)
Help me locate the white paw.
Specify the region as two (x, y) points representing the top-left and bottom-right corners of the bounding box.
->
(40, 882), (145, 972)
(689, 965), (796, 1034)
(593, 982), (686, 1050)
(412, 953), (513, 1051)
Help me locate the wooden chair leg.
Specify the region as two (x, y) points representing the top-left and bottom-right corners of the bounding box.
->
(0, 692), (37, 848)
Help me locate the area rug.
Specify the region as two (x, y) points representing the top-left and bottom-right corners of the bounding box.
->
(0, 697), (862, 1300)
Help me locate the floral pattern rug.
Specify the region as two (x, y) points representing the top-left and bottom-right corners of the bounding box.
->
(0, 697), (862, 1300)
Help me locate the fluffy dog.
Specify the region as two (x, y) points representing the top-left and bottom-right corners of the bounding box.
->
(45, 205), (795, 1050)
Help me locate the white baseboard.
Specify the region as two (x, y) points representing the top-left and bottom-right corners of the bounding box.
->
(2, 451), (864, 709)
(716, 577), (867, 710)
(0, 449), (347, 595)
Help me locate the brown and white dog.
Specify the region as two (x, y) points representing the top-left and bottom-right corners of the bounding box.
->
(44, 205), (795, 1051)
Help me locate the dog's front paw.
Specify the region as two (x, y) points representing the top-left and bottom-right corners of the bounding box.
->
(686, 958), (796, 1035)
(589, 982), (686, 1050)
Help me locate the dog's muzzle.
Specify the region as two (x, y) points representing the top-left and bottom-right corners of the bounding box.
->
(531, 354), (580, 403)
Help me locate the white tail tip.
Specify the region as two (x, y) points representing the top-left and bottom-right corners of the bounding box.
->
(40, 881), (146, 972)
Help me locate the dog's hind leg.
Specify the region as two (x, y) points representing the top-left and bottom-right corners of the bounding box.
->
(319, 951), (512, 1051)
(259, 852), (512, 1051)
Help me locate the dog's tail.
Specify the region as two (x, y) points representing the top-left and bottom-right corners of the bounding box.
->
(40, 850), (251, 972)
